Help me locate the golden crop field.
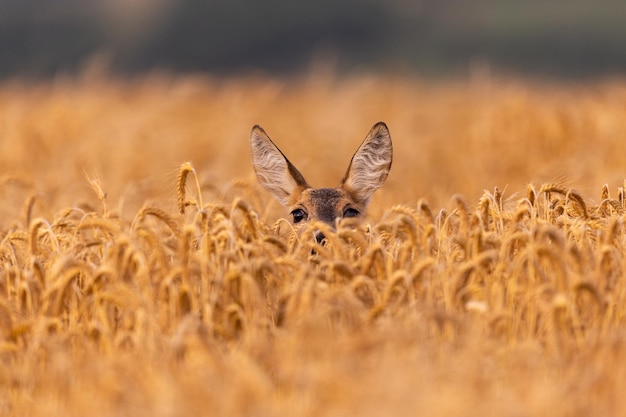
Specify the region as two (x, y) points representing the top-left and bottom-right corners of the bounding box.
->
(1, 72), (626, 416)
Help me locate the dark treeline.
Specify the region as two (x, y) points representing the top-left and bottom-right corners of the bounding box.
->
(1, 0), (625, 79)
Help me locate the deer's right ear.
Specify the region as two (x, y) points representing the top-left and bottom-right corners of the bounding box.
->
(250, 125), (309, 207)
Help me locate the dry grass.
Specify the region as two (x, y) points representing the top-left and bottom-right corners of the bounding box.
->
(1, 72), (626, 416)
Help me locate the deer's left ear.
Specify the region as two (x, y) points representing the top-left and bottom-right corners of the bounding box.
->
(341, 122), (393, 205)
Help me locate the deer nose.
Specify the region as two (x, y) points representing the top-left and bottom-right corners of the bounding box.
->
(315, 231), (326, 245)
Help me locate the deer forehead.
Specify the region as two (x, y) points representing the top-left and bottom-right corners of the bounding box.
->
(293, 188), (354, 220)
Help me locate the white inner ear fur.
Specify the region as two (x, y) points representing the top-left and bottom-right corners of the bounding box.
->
(250, 126), (305, 207)
(341, 122), (393, 205)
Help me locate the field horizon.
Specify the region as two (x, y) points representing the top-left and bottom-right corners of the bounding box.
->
(1, 73), (626, 416)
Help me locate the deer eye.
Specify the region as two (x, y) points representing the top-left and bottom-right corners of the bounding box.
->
(343, 208), (360, 218)
(290, 208), (307, 224)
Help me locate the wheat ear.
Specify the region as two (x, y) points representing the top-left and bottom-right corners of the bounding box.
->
(177, 162), (204, 214)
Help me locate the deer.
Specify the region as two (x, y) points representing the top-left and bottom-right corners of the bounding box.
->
(250, 122), (392, 243)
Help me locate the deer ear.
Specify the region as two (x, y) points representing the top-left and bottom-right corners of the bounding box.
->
(341, 122), (393, 205)
(250, 125), (309, 207)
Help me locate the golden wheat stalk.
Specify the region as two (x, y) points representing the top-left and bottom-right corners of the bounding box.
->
(177, 161), (205, 214)
(28, 217), (53, 257)
(83, 170), (108, 216)
(135, 205), (181, 239)
(177, 162), (193, 214)
(565, 189), (588, 219)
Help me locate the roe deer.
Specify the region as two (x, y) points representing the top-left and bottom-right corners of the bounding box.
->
(250, 122), (392, 243)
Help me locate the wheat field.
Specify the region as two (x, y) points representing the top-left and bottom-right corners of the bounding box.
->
(1, 72), (626, 416)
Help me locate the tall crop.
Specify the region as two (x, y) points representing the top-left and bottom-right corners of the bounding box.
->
(0, 74), (626, 416)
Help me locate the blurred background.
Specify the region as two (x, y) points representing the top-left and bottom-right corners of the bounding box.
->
(1, 0), (626, 79)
